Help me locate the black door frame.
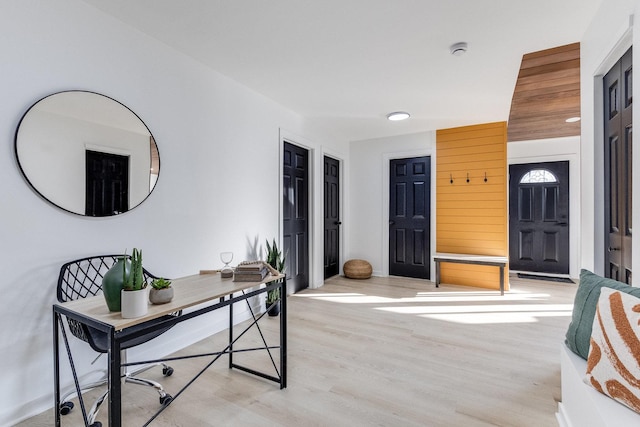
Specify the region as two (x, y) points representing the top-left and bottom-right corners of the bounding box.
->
(282, 140), (310, 294)
(323, 155), (342, 279)
(508, 161), (570, 274)
(383, 150), (433, 277)
(508, 154), (578, 278)
(602, 47), (633, 284)
(589, 32), (633, 277)
(389, 156), (431, 279)
(279, 132), (319, 293)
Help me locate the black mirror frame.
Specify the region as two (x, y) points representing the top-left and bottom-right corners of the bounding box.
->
(14, 90), (160, 217)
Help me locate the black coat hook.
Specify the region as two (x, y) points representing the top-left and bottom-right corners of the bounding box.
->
(450, 174), (454, 184)
(466, 173), (470, 183)
(484, 172), (488, 183)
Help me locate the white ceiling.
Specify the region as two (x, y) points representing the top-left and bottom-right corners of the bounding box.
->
(80, 0), (603, 142)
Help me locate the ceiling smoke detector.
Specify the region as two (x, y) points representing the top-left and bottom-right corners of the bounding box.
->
(450, 42), (468, 56)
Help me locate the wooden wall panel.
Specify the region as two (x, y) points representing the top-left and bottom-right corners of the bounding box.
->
(436, 122), (508, 290)
(508, 43), (580, 142)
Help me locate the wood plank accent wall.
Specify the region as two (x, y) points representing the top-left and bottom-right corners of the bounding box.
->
(436, 122), (508, 290)
(508, 43), (580, 142)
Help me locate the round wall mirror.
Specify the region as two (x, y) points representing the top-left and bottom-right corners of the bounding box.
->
(15, 91), (160, 216)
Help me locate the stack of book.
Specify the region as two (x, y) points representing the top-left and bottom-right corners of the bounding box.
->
(233, 261), (269, 282)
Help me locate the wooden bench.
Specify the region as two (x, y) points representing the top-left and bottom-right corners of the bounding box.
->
(433, 253), (509, 295)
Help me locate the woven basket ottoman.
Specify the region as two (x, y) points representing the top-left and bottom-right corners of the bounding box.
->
(343, 259), (372, 279)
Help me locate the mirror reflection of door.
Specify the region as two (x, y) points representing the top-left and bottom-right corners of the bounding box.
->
(85, 150), (129, 216)
(604, 47), (632, 284)
(508, 161), (569, 274)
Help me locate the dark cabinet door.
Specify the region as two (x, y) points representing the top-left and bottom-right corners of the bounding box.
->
(283, 142), (309, 293)
(389, 156), (430, 279)
(324, 156), (340, 279)
(509, 161), (569, 274)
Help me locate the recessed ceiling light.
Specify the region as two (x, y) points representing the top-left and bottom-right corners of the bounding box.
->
(450, 42), (468, 56)
(565, 116), (581, 123)
(387, 111), (410, 121)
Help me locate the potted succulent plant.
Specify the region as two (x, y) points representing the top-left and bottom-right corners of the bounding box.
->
(121, 248), (148, 318)
(149, 277), (174, 304)
(265, 239), (286, 316)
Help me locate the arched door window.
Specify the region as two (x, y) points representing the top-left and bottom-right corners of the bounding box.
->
(519, 169), (558, 184)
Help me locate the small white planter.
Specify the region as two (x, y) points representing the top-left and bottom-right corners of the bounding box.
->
(121, 288), (149, 318)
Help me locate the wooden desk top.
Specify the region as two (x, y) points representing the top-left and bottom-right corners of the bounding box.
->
(54, 272), (284, 331)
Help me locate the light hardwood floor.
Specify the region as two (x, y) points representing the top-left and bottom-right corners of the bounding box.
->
(19, 274), (576, 426)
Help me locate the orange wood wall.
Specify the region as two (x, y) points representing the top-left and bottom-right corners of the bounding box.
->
(436, 122), (508, 290)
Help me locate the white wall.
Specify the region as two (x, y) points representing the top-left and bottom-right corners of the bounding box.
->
(348, 132), (435, 276)
(0, 0), (346, 424)
(508, 136), (581, 278)
(579, 0), (639, 277)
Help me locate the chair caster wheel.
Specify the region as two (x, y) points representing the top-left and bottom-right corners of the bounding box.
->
(59, 401), (74, 415)
(162, 366), (174, 376)
(90, 422), (102, 427)
(160, 394), (173, 405)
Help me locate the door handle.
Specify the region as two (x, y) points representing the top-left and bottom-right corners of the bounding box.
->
(557, 222), (568, 226)
(334, 221), (342, 225)
(608, 247), (620, 252)
(389, 220), (395, 226)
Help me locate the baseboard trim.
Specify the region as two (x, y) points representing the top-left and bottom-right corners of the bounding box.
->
(556, 402), (572, 427)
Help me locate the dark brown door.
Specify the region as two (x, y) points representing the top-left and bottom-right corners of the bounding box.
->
(324, 156), (340, 279)
(283, 142), (309, 293)
(604, 47), (633, 284)
(85, 150), (129, 216)
(509, 162), (569, 274)
(389, 156), (430, 279)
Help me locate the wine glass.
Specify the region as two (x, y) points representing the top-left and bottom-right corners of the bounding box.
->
(220, 252), (233, 278)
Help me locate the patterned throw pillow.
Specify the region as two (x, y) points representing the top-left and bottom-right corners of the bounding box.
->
(585, 287), (640, 414)
(566, 269), (640, 360)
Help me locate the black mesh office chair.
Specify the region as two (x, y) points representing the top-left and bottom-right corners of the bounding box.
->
(57, 255), (178, 427)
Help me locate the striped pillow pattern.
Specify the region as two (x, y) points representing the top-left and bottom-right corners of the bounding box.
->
(585, 287), (640, 414)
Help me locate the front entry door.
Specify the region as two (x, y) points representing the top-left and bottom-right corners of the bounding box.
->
(389, 156), (430, 279)
(509, 161), (569, 274)
(604, 47), (633, 284)
(324, 156), (340, 279)
(283, 142), (309, 293)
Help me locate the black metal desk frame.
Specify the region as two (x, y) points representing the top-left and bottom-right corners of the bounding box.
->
(53, 276), (287, 427)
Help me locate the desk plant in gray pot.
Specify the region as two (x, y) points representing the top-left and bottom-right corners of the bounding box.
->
(149, 277), (174, 304)
(121, 248), (148, 318)
(265, 239), (286, 316)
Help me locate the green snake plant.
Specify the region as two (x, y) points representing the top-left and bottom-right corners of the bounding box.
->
(265, 239), (286, 304)
(123, 248), (146, 291)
